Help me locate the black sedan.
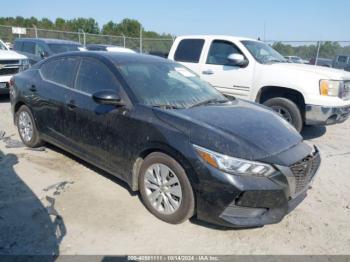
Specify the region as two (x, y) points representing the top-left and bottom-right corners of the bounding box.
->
(10, 52), (320, 227)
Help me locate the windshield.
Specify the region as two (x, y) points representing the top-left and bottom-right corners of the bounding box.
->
(241, 40), (287, 64)
(48, 43), (81, 54)
(0, 41), (8, 50)
(117, 61), (227, 108)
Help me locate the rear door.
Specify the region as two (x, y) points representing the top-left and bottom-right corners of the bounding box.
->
(34, 57), (80, 142)
(172, 38), (205, 75)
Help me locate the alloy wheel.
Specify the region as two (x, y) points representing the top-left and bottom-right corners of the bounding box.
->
(18, 111), (33, 142)
(271, 105), (293, 123)
(144, 163), (182, 215)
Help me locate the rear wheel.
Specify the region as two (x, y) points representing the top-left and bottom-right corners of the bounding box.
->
(16, 105), (44, 147)
(138, 152), (195, 224)
(263, 97), (303, 132)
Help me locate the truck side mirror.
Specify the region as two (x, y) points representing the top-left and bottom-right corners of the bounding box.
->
(227, 53), (248, 67)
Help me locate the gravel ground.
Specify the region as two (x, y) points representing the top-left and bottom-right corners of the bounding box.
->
(0, 96), (349, 255)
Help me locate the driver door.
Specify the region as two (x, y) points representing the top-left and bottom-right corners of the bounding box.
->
(200, 40), (254, 99)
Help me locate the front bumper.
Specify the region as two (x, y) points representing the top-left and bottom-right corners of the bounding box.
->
(305, 104), (350, 125)
(193, 147), (320, 228)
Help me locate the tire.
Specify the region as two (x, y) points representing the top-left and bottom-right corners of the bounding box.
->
(138, 152), (195, 224)
(263, 97), (303, 132)
(16, 105), (44, 148)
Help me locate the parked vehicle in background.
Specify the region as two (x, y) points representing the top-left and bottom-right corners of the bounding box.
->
(10, 51), (320, 228)
(14, 38), (82, 65)
(86, 44), (135, 53)
(284, 56), (308, 64)
(0, 39), (29, 95)
(309, 57), (333, 67)
(333, 55), (350, 71)
(168, 35), (350, 132)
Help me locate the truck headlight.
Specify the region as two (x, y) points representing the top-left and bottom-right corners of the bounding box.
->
(320, 80), (343, 97)
(193, 145), (275, 177)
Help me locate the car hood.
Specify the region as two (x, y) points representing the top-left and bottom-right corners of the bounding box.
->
(153, 99), (303, 161)
(270, 62), (350, 80)
(0, 49), (27, 60)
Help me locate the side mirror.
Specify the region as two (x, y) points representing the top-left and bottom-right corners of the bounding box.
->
(92, 90), (125, 107)
(227, 53), (248, 67)
(40, 51), (48, 59)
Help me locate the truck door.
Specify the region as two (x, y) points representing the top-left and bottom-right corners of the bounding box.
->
(200, 40), (254, 99)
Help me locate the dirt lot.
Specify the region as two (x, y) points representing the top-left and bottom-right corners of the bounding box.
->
(0, 96), (349, 255)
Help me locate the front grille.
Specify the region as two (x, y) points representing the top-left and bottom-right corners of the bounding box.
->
(0, 60), (20, 65)
(0, 67), (19, 76)
(290, 148), (320, 193)
(343, 81), (350, 99)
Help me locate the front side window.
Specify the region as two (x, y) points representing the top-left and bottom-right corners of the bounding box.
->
(242, 40), (286, 64)
(22, 42), (35, 54)
(207, 40), (243, 65)
(48, 44), (81, 54)
(0, 41), (8, 50)
(35, 44), (45, 56)
(174, 39), (204, 63)
(117, 61), (226, 108)
(41, 57), (79, 88)
(75, 58), (118, 94)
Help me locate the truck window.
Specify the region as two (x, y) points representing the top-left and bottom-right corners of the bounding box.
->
(174, 39), (204, 63)
(337, 56), (347, 63)
(207, 40), (243, 65)
(22, 42), (35, 54)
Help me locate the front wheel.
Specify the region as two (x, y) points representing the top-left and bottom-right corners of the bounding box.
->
(138, 152), (195, 224)
(263, 97), (303, 132)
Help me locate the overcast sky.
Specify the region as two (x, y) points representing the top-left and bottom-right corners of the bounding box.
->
(2, 0), (349, 40)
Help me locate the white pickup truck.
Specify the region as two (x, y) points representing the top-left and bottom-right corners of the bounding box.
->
(0, 39), (30, 95)
(168, 35), (350, 132)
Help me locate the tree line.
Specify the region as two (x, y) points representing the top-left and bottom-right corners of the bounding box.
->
(272, 41), (350, 60)
(0, 16), (173, 52)
(0, 16), (173, 37)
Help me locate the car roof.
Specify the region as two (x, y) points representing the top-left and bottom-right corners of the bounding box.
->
(176, 35), (258, 42)
(48, 51), (171, 65)
(15, 38), (81, 45)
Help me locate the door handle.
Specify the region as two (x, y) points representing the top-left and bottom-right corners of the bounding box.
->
(67, 100), (77, 110)
(202, 69), (214, 75)
(29, 84), (36, 92)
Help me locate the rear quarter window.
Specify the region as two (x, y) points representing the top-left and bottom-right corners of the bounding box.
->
(174, 39), (205, 63)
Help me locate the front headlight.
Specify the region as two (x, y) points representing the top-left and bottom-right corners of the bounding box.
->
(193, 145), (275, 177)
(320, 80), (343, 97)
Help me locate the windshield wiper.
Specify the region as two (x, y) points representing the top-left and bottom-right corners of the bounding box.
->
(153, 104), (180, 109)
(189, 98), (228, 108)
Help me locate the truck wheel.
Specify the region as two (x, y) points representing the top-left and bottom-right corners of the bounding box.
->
(138, 152), (195, 224)
(263, 97), (303, 132)
(16, 105), (44, 147)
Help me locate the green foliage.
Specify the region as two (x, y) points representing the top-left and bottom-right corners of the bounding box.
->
(272, 41), (349, 60)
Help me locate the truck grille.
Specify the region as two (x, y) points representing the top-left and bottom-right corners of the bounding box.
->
(344, 81), (350, 99)
(290, 148), (320, 193)
(0, 67), (19, 76)
(0, 60), (20, 65)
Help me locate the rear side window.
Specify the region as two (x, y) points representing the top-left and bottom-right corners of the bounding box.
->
(207, 40), (244, 65)
(174, 39), (204, 63)
(75, 58), (118, 94)
(22, 42), (35, 54)
(41, 57), (79, 88)
(14, 41), (23, 51)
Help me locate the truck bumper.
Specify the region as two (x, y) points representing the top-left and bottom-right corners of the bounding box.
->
(305, 104), (350, 125)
